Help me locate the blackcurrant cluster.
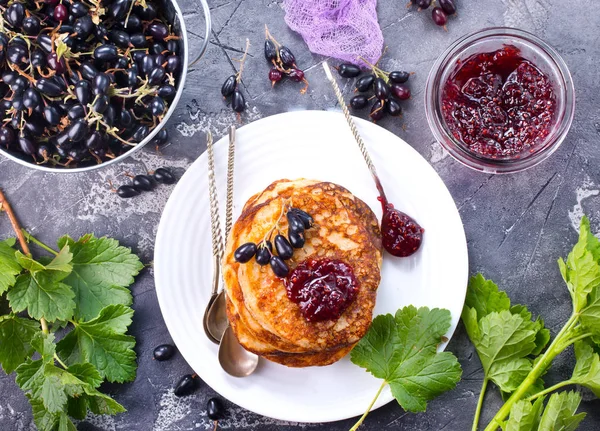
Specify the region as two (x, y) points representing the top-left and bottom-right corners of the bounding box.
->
(337, 61), (412, 122)
(220, 38), (249, 115)
(234, 206), (314, 278)
(409, 0), (457, 29)
(264, 26), (308, 94)
(0, 0), (181, 168)
(116, 167), (175, 198)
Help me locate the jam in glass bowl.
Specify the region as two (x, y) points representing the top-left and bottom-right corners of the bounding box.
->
(425, 28), (575, 173)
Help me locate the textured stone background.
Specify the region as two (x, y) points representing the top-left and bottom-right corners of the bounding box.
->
(2, 0), (600, 429)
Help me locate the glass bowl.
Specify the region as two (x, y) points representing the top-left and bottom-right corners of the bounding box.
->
(425, 27), (575, 174)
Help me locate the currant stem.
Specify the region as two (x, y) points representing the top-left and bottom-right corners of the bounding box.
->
(235, 38), (251, 84)
(54, 353), (68, 369)
(483, 313), (579, 431)
(472, 378), (488, 431)
(0, 188), (31, 255)
(525, 380), (573, 402)
(349, 380), (387, 431)
(21, 229), (59, 255)
(261, 199), (290, 245)
(40, 318), (49, 334)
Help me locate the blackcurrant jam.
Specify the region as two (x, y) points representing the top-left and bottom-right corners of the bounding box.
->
(379, 197), (424, 257)
(441, 45), (556, 159)
(284, 258), (359, 322)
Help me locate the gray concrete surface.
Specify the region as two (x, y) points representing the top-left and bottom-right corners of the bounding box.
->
(2, 0), (600, 429)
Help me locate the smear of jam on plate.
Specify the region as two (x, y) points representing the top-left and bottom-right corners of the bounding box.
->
(442, 45), (556, 159)
(284, 258), (359, 322)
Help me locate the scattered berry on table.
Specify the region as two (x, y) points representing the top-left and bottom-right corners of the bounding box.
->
(174, 374), (198, 397)
(207, 397), (226, 421)
(220, 39), (250, 115)
(153, 344), (176, 361)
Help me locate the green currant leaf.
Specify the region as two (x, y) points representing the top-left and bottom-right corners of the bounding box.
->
(57, 234), (143, 321)
(570, 341), (600, 397)
(57, 304), (137, 383)
(0, 315), (40, 373)
(538, 391), (586, 431)
(503, 396), (545, 431)
(0, 238), (21, 294)
(351, 306), (462, 413)
(7, 271), (75, 322)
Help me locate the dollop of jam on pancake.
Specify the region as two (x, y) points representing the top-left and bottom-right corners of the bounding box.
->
(285, 258), (359, 322)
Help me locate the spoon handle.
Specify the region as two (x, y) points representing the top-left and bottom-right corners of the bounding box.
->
(225, 126), (236, 240)
(322, 62), (387, 202)
(206, 132), (224, 296)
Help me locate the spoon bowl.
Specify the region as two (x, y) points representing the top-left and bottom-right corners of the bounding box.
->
(206, 290), (228, 342)
(219, 326), (259, 377)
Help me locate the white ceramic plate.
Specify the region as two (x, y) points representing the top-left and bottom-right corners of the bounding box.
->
(154, 110), (468, 423)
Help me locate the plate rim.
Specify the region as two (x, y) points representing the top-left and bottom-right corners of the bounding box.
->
(154, 110), (468, 423)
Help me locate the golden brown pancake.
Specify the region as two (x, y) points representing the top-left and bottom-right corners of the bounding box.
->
(223, 179), (382, 367)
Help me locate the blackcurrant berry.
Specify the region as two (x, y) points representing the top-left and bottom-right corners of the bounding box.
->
(355, 75), (375, 92)
(153, 344), (176, 361)
(432, 7), (448, 26)
(117, 185), (140, 198)
(174, 374), (198, 397)
(389, 71), (410, 84)
(270, 256), (289, 278)
(274, 235), (293, 260)
(337, 63), (361, 78)
(234, 242), (257, 263)
(221, 75), (237, 97)
(207, 398), (226, 420)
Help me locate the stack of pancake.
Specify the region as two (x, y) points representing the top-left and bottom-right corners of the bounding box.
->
(222, 179), (382, 367)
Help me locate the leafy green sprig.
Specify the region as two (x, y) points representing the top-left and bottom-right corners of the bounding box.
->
(0, 189), (143, 431)
(463, 216), (600, 431)
(350, 306), (463, 430)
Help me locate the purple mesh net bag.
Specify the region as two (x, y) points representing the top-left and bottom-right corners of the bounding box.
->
(283, 0), (384, 65)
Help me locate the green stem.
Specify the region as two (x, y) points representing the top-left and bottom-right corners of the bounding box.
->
(472, 378), (489, 431)
(349, 381), (387, 431)
(54, 353), (68, 370)
(559, 332), (593, 351)
(483, 313), (579, 431)
(40, 318), (49, 334)
(525, 380), (573, 402)
(21, 229), (58, 255)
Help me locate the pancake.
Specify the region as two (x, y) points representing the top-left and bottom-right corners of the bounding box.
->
(223, 179), (382, 367)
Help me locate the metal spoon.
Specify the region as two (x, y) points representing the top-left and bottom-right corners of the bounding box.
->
(215, 126), (259, 377)
(322, 62), (424, 257)
(202, 131), (223, 345)
(205, 126), (237, 343)
(219, 324), (259, 377)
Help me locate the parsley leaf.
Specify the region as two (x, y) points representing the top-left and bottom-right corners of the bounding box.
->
(0, 238), (21, 294)
(57, 304), (137, 383)
(57, 235), (143, 321)
(7, 270), (75, 322)
(0, 314), (40, 373)
(350, 306), (461, 428)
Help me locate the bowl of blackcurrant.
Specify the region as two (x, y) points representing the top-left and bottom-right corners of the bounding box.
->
(0, 0), (210, 172)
